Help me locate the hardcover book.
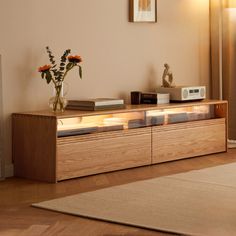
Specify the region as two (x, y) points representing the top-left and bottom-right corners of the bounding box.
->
(66, 104), (125, 111)
(68, 98), (124, 107)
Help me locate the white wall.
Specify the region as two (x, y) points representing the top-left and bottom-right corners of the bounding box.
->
(0, 0), (210, 176)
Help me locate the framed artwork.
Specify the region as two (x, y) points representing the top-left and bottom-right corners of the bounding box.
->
(129, 0), (157, 22)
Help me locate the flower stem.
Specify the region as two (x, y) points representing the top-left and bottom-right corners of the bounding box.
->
(53, 83), (63, 112)
(51, 64), (75, 112)
(62, 64), (75, 81)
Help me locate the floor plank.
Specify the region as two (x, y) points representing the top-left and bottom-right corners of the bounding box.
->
(1, 149), (236, 236)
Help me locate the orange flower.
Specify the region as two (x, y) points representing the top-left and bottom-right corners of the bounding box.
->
(38, 64), (51, 72)
(68, 55), (82, 63)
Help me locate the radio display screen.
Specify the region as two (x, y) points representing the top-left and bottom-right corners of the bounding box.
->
(190, 89), (199, 94)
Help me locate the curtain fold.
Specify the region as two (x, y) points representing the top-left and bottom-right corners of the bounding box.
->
(210, 0), (236, 140)
(210, 0), (223, 99)
(0, 55), (4, 179)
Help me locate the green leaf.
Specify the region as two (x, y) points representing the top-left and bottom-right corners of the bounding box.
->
(46, 46), (56, 65)
(78, 65), (82, 79)
(60, 49), (71, 64)
(46, 76), (51, 84)
(45, 71), (52, 84)
(66, 62), (73, 70)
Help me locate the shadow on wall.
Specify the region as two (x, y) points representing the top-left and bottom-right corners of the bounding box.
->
(145, 65), (159, 92)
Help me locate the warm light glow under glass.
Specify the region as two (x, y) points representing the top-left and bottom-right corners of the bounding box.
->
(57, 105), (212, 136)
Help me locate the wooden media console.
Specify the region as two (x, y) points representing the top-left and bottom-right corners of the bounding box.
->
(12, 100), (227, 183)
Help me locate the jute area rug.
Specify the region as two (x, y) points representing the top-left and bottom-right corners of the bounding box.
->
(32, 163), (236, 236)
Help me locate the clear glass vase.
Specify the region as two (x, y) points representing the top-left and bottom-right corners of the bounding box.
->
(49, 82), (68, 112)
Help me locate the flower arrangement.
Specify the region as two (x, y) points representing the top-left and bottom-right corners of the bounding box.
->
(38, 46), (82, 112)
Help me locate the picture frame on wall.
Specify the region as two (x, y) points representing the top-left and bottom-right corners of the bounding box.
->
(129, 0), (157, 23)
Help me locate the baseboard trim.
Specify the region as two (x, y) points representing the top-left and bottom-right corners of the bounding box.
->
(5, 163), (14, 178)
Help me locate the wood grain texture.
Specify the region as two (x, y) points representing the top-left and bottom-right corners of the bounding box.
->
(215, 102), (227, 118)
(12, 114), (57, 182)
(152, 119), (226, 164)
(13, 100), (228, 119)
(57, 128), (152, 181)
(215, 102), (228, 150)
(12, 100), (228, 182)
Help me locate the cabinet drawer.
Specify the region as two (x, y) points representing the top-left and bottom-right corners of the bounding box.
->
(57, 127), (151, 181)
(152, 119), (226, 164)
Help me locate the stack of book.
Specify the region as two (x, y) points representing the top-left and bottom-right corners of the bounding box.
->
(66, 98), (125, 111)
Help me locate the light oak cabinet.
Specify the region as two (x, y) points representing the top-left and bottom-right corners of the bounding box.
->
(152, 119), (226, 163)
(57, 128), (151, 181)
(12, 100), (227, 183)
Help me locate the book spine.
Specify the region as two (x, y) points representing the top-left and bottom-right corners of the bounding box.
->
(68, 101), (124, 106)
(66, 104), (125, 111)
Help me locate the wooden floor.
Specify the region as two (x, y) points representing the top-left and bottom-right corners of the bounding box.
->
(1, 149), (236, 236)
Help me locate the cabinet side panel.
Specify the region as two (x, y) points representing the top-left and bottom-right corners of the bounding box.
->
(57, 128), (151, 181)
(152, 119), (226, 164)
(12, 114), (57, 182)
(215, 102), (228, 149)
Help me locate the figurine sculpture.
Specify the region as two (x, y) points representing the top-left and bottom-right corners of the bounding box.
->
(162, 63), (175, 88)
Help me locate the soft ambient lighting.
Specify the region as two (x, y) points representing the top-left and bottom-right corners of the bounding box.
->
(226, 0), (236, 8)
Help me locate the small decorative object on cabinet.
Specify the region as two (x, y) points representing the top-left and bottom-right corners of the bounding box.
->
(38, 46), (83, 112)
(162, 63), (175, 88)
(12, 100), (227, 183)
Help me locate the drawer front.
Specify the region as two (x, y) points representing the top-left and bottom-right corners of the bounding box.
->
(57, 128), (151, 181)
(152, 119), (226, 164)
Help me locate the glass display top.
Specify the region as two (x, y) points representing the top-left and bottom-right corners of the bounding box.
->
(57, 104), (215, 137)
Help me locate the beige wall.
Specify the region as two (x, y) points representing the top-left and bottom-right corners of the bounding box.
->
(0, 0), (210, 176)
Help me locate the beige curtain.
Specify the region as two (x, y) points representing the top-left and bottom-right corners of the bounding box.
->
(210, 0), (236, 140)
(0, 55), (3, 179)
(210, 0), (223, 99)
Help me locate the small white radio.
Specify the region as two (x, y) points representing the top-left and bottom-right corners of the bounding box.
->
(156, 86), (206, 101)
